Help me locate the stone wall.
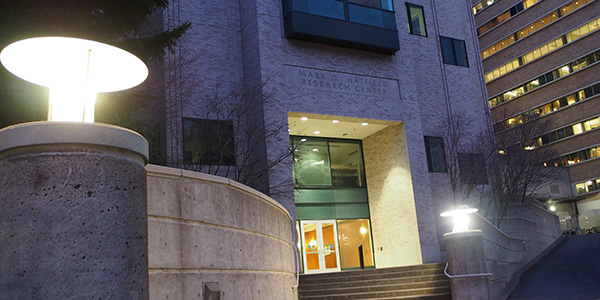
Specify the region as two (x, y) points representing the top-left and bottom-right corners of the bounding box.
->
(501, 202), (562, 261)
(146, 165), (297, 300)
(471, 203), (561, 299)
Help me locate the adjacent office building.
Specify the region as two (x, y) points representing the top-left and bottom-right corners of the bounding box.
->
(473, 0), (600, 229)
(159, 0), (492, 274)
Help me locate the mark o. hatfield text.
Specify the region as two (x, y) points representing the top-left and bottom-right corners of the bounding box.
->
(285, 65), (399, 99)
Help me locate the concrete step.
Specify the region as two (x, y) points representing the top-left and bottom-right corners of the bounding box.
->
(299, 279), (450, 297)
(300, 274), (449, 290)
(301, 263), (445, 280)
(364, 293), (452, 300)
(300, 267), (445, 285)
(298, 286), (451, 300)
(298, 263), (451, 300)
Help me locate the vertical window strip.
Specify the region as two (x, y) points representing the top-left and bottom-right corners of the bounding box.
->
(558, 144), (600, 166)
(575, 177), (600, 195)
(480, 0), (594, 60)
(477, 0), (542, 35)
(485, 16), (600, 83)
(526, 114), (600, 149)
(473, 0), (496, 15)
(495, 82), (600, 131)
(489, 49), (600, 108)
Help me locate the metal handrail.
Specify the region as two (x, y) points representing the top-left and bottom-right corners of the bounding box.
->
(444, 263), (492, 278)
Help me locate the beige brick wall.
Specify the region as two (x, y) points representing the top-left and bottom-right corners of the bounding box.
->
(363, 123), (423, 267)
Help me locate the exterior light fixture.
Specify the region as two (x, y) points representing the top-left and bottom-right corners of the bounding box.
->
(300, 138), (307, 142)
(0, 37), (148, 123)
(313, 131), (320, 134)
(361, 122), (368, 126)
(359, 226), (367, 235)
(441, 205), (478, 233)
(301, 117), (308, 121)
(332, 120), (339, 123)
(549, 205), (557, 212)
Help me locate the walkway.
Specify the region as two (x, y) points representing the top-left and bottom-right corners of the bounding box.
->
(508, 234), (600, 300)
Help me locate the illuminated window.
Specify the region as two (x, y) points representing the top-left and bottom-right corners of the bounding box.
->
(584, 118), (600, 131)
(406, 3), (427, 36)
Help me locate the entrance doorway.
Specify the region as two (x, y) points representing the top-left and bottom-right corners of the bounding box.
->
(300, 220), (341, 274)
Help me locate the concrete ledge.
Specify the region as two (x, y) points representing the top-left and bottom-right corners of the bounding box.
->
(146, 164), (292, 221)
(0, 122), (149, 162)
(145, 165), (296, 300)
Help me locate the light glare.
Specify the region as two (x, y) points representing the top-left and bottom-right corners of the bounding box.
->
(0, 37), (148, 123)
(441, 205), (478, 233)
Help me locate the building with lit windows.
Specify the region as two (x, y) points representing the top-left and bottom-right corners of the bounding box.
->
(159, 0), (493, 275)
(473, 0), (600, 230)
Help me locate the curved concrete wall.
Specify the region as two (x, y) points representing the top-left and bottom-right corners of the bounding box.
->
(146, 165), (297, 300)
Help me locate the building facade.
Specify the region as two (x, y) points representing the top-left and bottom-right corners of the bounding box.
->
(161, 0), (492, 273)
(473, 0), (600, 230)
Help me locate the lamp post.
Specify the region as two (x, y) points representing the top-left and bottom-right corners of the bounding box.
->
(441, 205), (491, 300)
(0, 37), (150, 299)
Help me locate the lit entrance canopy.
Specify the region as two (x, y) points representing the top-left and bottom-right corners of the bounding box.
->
(0, 37), (148, 123)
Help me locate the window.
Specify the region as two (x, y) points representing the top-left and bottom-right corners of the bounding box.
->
(440, 36), (468, 67)
(183, 118), (235, 166)
(406, 3), (427, 36)
(424, 136), (447, 172)
(458, 153), (487, 184)
(283, 0), (400, 54)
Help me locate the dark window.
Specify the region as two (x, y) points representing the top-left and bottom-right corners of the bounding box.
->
(424, 136), (447, 172)
(183, 118), (235, 166)
(440, 36), (469, 67)
(406, 3), (427, 36)
(458, 153), (487, 184)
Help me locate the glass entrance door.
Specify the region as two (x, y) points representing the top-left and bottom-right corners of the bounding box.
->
(300, 220), (341, 274)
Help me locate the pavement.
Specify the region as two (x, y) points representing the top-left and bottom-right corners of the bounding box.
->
(508, 234), (600, 300)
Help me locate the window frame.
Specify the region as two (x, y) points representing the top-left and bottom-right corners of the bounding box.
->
(424, 136), (448, 173)
(406, 3), (427, 37)
(440, 36), (469, 67)
(458, 153), (488, 185)
(182, 117), (236, 166)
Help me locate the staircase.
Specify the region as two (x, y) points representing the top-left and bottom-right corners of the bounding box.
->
(298, 263), (452, 300)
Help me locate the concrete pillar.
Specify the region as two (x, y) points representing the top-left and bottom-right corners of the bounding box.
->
(444, 230), (490, 300)
(0, 122), (149, 299)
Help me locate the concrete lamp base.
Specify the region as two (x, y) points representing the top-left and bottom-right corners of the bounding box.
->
(444, 230), (491, 300)
(0, 122), (149, 299)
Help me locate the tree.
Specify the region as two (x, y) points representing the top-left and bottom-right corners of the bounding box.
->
(0, 0), (190, 129)
(487, 118), (563, 227)
(171, 81), (294, 192)
(443, 114), (563, 227)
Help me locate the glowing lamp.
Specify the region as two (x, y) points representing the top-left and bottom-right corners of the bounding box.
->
(0, 37), (148, 123)
(441, 205), (478, 233)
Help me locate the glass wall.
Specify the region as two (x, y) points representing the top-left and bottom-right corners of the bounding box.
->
(292, 136), (369, 220)
(292, 136), (375, 272)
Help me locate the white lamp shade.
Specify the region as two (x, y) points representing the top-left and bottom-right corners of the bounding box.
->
(1, 37), (148, 123)
(0, 37), (148, 93)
